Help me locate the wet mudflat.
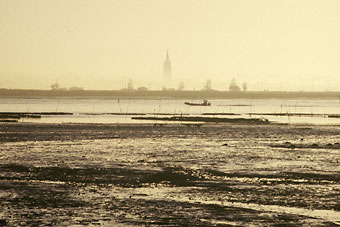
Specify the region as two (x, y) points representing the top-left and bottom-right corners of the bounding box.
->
(0, 123), (340, 226)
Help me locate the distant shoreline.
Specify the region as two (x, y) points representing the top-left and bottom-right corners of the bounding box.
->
(1, 89), (340, 99)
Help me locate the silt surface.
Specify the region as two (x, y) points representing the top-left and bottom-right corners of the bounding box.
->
(0, 123), (340, 226)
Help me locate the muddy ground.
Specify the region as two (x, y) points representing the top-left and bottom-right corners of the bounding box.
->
(0, 122), (340, 226)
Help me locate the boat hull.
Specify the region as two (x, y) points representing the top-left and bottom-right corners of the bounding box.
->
(184, 102), (211, 106)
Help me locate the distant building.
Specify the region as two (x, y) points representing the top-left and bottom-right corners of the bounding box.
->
(127, 78), (134, 90)
(69, 86), (84, 91)
(121, 78), (135, 91)
(163, 50), (172, 81)
(203, 79), (212, 91)
(137, 87), (148, 91)
(162, 87), (175, 91)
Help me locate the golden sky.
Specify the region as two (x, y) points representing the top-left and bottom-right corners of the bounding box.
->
(1, 0), (340, 91)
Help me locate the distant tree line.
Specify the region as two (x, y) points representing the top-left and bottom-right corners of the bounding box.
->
(202, 78), (247, 92)
(229, 78), (247, 92)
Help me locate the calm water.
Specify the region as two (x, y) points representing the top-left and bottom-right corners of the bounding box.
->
(1, 98), (340, 124)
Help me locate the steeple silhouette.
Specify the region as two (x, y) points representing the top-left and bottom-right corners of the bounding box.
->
(166, 50), (170, 62)
(163, 50), (172, 81)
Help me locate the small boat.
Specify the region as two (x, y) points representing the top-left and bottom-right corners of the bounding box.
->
(328, 114), (340, 118)
(184, 100), (211, 106)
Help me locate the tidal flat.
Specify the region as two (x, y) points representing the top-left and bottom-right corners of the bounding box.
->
(0, 122), (340, 226)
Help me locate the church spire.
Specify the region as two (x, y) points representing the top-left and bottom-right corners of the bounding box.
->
(166, 50), (170, 61)
(163, 50), (172, 81)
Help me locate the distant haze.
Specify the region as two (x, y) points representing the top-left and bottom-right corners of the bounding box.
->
(1, 0), (340, 91)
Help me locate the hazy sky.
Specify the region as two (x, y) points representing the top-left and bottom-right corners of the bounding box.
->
(1, 0), (340, 91)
